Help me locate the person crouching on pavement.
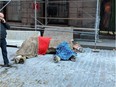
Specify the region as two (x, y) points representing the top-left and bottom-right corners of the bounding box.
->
(0, 12), (10, 67)
(53, 41), (84, 63)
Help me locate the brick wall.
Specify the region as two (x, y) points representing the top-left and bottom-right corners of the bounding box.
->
(21, 0), (34, 25)
(69, 0), (97, 28)
(1, 0), (97, 28)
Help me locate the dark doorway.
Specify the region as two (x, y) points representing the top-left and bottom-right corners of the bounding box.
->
(43, 0), (69, 25)
(99, 0), (115, 35)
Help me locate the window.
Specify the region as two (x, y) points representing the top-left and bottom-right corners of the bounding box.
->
(7, 1), (21, 21)
(47, 0), (68, 24)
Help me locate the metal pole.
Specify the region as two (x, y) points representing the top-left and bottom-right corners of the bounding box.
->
(34, 0), (37, 31)
(94, 0), (100, 50)
(0, 0), (11, 11)
(45, 0), (48, 25)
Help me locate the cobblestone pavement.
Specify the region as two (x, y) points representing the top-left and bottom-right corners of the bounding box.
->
(0, 47), (116, 87)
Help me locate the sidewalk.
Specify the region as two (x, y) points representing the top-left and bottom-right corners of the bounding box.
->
(0, 47), (116, 87)
(74, 33), (116, 50)
(78, 39), (116, 50)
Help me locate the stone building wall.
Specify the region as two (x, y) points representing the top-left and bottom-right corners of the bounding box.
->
(69, 0), (97, 28)
(0, 0), (97, 28)
(21, 0), (34, 25)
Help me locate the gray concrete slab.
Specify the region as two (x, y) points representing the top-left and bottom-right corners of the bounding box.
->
(43, 27), (73, 47)
(0, 47), (116, 87)
(78, 39), (116, 50)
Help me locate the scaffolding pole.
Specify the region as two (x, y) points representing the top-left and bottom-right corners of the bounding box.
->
(38, 17), (95, 20)
(94, 0), (100, 50)
(45, 0), (48, 25)
(38, 0), (97, 3)
(0, 0), (11, 11)
(34, 0), (37, 31)
(35, 0), (100, 43)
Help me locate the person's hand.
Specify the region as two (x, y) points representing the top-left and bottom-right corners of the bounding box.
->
(0, 17), (6, 23)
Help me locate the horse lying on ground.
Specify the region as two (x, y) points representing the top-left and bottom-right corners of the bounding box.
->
(13, 36), (83, 64)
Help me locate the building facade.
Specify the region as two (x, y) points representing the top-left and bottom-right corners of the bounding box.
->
(0, 0), (115, 32)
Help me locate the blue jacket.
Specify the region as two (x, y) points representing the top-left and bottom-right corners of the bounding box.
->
(56, 41), (77, 60)
(0, 22), (10, 39)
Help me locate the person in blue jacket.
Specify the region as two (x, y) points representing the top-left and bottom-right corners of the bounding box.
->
(53, 41), (77, 63)
(0, 12), (10, 67)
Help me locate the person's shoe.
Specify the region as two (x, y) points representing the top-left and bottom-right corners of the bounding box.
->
(2, 64), (12, 67)
(53, 55), (61, 63)
(70, 55), (76, 62)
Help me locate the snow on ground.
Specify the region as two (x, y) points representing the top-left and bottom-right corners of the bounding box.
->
(0, 47), (116, 87)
